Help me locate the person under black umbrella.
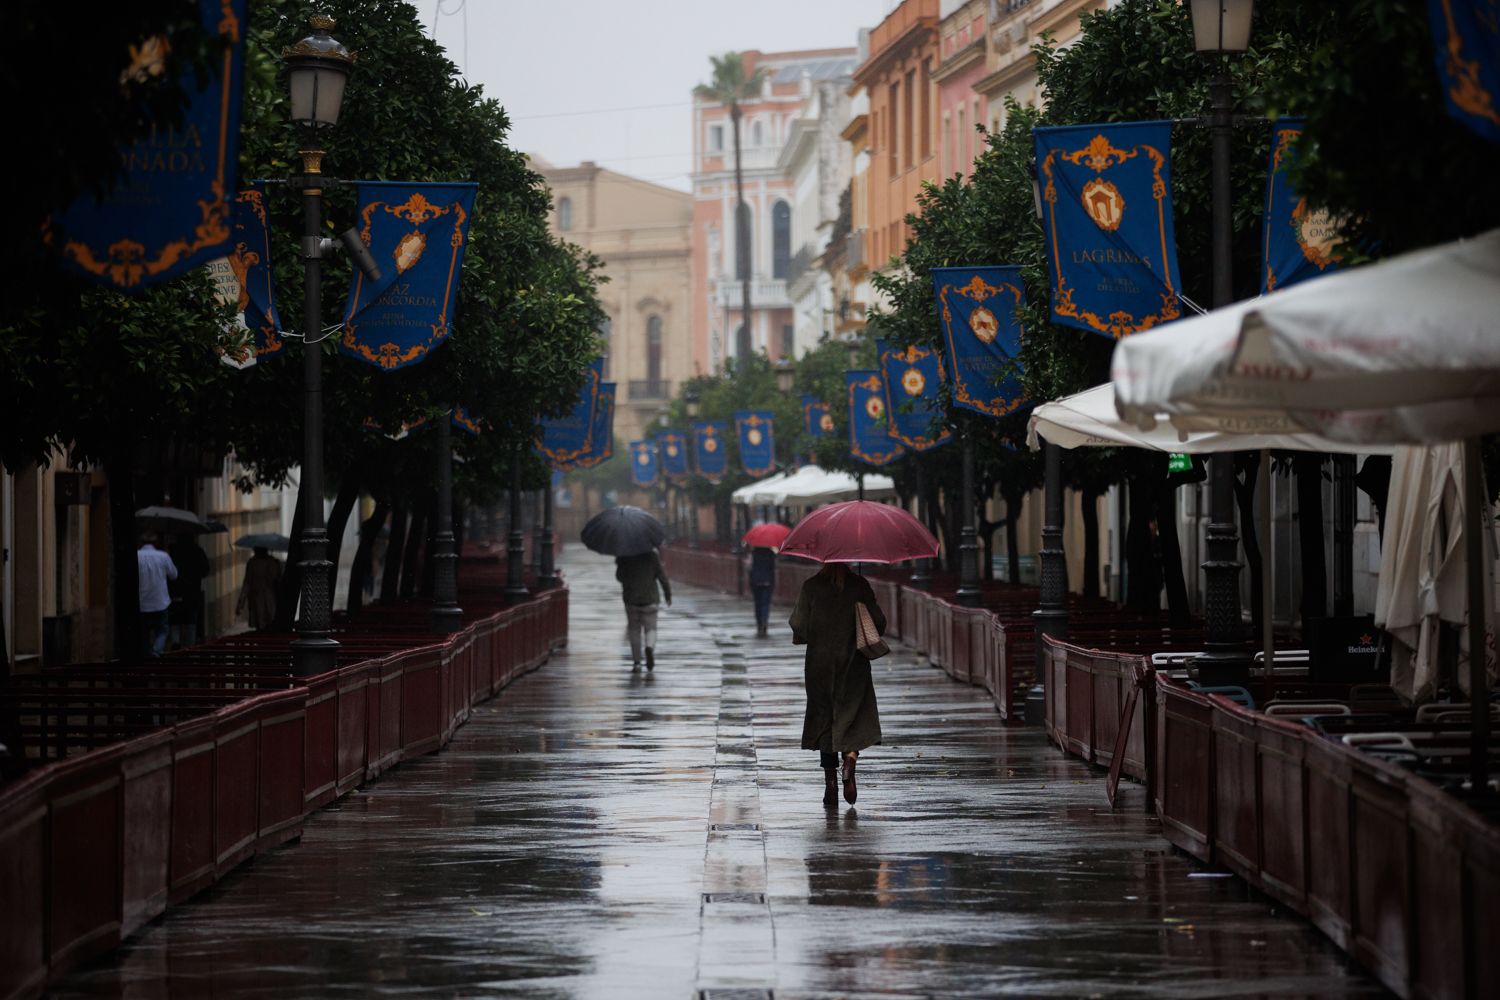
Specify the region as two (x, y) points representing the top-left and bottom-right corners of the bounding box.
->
(616, 549), (671, 671)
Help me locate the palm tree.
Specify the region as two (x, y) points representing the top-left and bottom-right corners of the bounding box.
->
(695, 52), (768, 366)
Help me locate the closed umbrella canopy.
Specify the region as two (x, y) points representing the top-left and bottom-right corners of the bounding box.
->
(581, 505), (665, 557)
(779, 500), (938, 565)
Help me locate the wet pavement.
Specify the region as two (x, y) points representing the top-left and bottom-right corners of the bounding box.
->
(52, 548), (1385, 999)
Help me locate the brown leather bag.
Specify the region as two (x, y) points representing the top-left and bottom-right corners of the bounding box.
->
(855, 602), (889, 659)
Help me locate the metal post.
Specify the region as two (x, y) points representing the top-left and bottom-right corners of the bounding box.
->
(530, 489), (544, 576)
(429, 414), (463, 632)
(1332, 454), (1356, 618)
(1029, 440), (1068, 723)
(689, 490), (701, 549)
(290, 149), (338, 677)
(955, 433), (982, 607)
(857, 472), (865, 502)
(1463, 437), (1489, 795)
(1196, 67), (1253, 684)
(910, 462), (932, 590)
(505, 450), (529, 603)
(538, 476), (558, 589)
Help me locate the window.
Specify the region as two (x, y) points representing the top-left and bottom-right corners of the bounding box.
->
(771, 201), (791, 279)
(781, 324), (794, 360)
(751, 119), (764, 147)
(973, 98), (984, 162)
(919, 60), (931, 161)
(599, 317), (612, 379)
(943, 112), (953, 177)
(903, 69), (915, 169)
(557, 196), (572, 232)
(709, 123), (724, 152)
(887, 83), (899, 174)
(647, 315), (663, 385)
(957, 107), (966, 174)
(735, 202), (751, 281)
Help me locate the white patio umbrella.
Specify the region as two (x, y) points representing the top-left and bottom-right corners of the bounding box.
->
(731, 469), (793, 506)
(778, 467), (896, 506)
(1110, 229), (1500, 790)
(748, 464), (825, 506)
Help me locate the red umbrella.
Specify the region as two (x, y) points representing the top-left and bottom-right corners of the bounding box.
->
(779, 500), (939, 564)
(742, 522), (792, 549)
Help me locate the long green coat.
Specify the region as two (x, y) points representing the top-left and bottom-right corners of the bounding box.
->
(788, 568), (887, 754)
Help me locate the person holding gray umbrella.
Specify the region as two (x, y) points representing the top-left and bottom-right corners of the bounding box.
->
(236, 547), (283, 630)
(581, 506), (671, 671)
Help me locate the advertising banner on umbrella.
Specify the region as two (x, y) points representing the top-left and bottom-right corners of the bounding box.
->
(535, 359), (605, 468)
(340, 181), (478, 371)
(693, 421), (728, 482)
(1427, 0), (1500, 144)
(561, 384), (615, 471)
(931, 265), (1027, 418)
(735, 411), (776, 478)
(802, 395), (833, 438)
(50, 0), (249, 291)
(658, 431), (689, 481)
(629, 440), (658, 487)
(1033, 121), (1183, 338)
(209, 185), (284, 369)
(876, 339), (952, 451)
(847, 371), (904, 467)
(1262, 119), (1344, 293)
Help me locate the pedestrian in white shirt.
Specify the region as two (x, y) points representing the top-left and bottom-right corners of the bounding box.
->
(137, 534), (178, 658)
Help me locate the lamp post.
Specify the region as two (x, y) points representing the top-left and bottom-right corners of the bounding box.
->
(684, 389), (701, 549)
(847, 335), (866, 501)
(1191, 0), (1256, 683)
(283, 16), (356, 677)
(430, 414), (464, 631)
(505, 448), (529, 603)
(1029, 439), (1069, 721)
(954, 430), (982, 608)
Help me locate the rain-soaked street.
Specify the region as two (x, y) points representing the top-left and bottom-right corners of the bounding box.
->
(52, 549), (1384, 999)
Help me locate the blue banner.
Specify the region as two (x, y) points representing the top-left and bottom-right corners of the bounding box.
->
(563, 384), (615, 471)
(1034, 121), (1183, 338)
(735, 411), (776, 478)
(931, 266), (1027, 418)
(210, 185), (283, 368)
(341, 181), (478, 370)
(1428, 0), (1500, 143)
(451, 406), (483, 436)
(658, 431), (689, 481)
(876, 339), (952, 451)
(693, 421), (728, 482)
(50, 0), (249, 290)
(1261, 120), (1345, 293)
(630, 440), (658, 487)
(802, 395), (833, 438)
(535, 359), (604, 468)
(846, 371), (904, 467)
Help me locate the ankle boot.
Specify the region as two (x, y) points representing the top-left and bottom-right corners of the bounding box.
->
(841, 753), (858, 805)
(823, 768), (838, 807)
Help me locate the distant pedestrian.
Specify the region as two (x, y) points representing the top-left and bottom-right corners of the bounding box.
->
(137, 534), (178, 657)
(236, 546), (282, 630)
(747, 545), (777, 638)
(168, 533), (211, 649)
(788, 562), (886, 807)
(615, 548), (671, 671)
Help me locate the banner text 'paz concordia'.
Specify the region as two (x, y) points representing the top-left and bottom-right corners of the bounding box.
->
(931, 265), (1026, 418)
(1034, 121), (1182, 339)
(847, 371), (904, 467)
(694, 421), (728, 482)
(341, 181), (478, 370)
(630, 440), (659, 487)
(51, 0), (249, 291)
(735, 411), (776, 478)
(876, 339), (951, 451)
(535, 359), (605, 469)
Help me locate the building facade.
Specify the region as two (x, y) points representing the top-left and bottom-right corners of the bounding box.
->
(534, 159), (693, 448)
(689, 48), (858, 373)
(975, 0), (1108, 132)
(935, 0), (990, 180)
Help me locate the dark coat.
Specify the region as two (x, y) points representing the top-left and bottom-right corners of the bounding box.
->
(615, 550), (671, 606)
(788, 567), (886, 754)
(748, 547), (777, 588)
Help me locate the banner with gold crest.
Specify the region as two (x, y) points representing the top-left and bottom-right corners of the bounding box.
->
(734, 411), (776, 478)
(658, 431), (689, 481)
(1033, 121), (1182, 338)
(51, 0), (249, 291)
(629, 440), (658, 487)
(930, 266), (1026, 418)
(801, 396), (833, 439)
(535, 359), (604, 469)
(693, 421), (728, 482)
(560, 384), (614, 471)
(1427, 0), (1500, 144)
(1261, 120), (1344, 293)
(341, 180), (478, 370)
(209, 185), (283, 368)
(846, 371), (904, 467)
(875, 340), (952, 451)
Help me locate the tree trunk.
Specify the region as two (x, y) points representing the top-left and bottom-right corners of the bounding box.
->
(399, 500), (429, 599)
(1004, 488), (1022, 584)
(273, 494), (305, 632)
(1234, 457), (1264, 633)
(1294, 454), (1328, 623)
(732, 103), (753, 361)
(325, 475), (360, 612)
(1081, 487), (1101, 600)
(346, 499), (389, 614)
(105, 446), (140, 660)
(1154, 482), (1189, 623)
(1125, 476), (1159, 612)
(381, 505), (408, 603)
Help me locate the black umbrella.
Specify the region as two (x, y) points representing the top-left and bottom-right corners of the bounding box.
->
(235, 532), (291, 552)
(136, 505), (211, 534)
(580, 505), (665, 557)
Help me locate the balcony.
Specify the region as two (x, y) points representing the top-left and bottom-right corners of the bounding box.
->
(628, 379), (672, 400)
(709, 277), (790, 310)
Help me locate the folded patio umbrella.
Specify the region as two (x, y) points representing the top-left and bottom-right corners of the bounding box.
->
(135, 506), (212, 534)
(742, 522), (791, 549)
(779, 500), (938, 565)
(580, 505), (665, 557)
(235, 532), (291, 551)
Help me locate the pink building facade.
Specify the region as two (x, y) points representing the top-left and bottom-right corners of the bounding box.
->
(934, 0), (989, 181)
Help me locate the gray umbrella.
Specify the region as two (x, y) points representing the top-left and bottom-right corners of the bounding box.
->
(136, 506), (212, 534)
(235, 532), (291, 552)
(580, 506), (665, 557)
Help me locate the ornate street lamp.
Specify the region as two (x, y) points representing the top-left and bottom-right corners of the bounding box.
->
(846, 334), (864, 371)
(774, 358), (796, 395)
(285, 15), (353, 127)
(684, 389), (701, 419)
(1190, 0), (1256, 682)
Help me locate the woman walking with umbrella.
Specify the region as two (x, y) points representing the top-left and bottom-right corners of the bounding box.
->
(782, 501), (939, 807)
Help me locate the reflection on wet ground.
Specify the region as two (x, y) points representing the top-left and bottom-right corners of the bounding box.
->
(52, 548), (1385, 998)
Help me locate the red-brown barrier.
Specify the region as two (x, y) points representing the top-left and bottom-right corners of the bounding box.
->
(0, 585), (567, 1000)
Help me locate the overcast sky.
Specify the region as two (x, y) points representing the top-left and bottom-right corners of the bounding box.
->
(428, 0), (897, 191)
